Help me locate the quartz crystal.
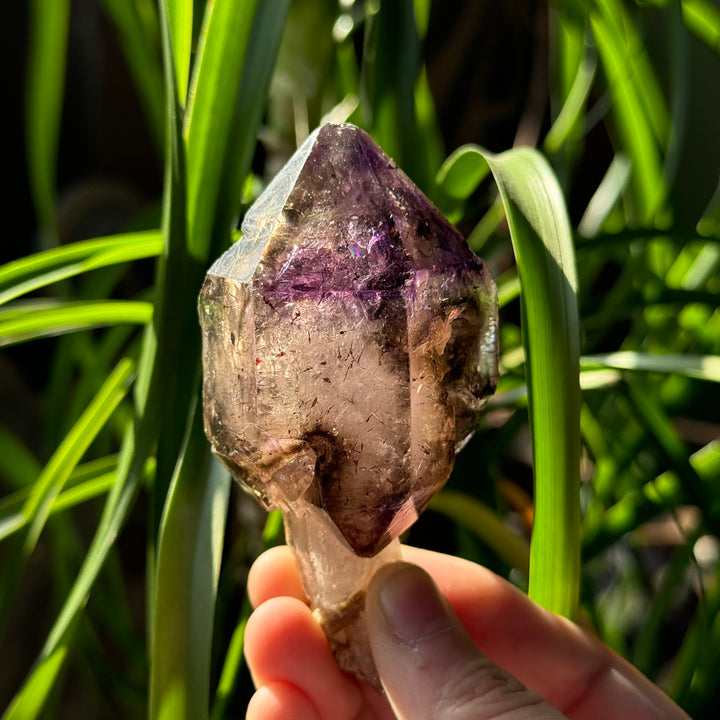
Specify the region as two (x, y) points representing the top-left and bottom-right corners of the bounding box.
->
(199, 123), (498, 687)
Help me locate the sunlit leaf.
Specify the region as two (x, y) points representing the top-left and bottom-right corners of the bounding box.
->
(439, 144), (581, 617)
(581, 352), (720, 382)
(0, 231), (162, 306)
(0, 301), (153, 346)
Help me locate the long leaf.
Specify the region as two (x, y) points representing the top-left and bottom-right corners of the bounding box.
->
(361, 0), (433, 189)
(439, 145), (581, 617)
(150, 404), (230, 720)
(211, 0), (292, 245)
(168, 0), (193, 105)
(0, 232), (161, 288)
(3, 620), (78, 720)
(0, 359), (134, 642)
(589, 2), (667, 222)
(581, 351), (720, 382)
(100, 0), (165, 152)
(0, 456), (118, 538)
(0, 231), (163, 306)
(544, 49), (596, 155)
(150, 3), (290, 715)
(184, 0), (260, 258)
(682, 0), (720, 55)
(1, 0), (188, 710)
(17, 361), (132, 551)
(25, 0), (70, 246)
(0, 300), (153, 347)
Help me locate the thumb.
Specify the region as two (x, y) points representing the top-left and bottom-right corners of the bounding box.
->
(366, 562), (566, 720)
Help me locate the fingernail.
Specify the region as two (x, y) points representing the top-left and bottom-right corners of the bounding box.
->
(376, 563), (451, 647)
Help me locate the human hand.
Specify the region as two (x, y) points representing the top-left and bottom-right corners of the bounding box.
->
(244, 546), (690, 720)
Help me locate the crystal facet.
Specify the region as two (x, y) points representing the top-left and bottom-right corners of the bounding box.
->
(199, 123), (498, 686)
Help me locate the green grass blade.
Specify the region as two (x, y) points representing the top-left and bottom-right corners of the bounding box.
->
(581, 352), (720, 382)
(665, 0), (690, 189)
(682, 0), (720, 55)
(362, 0), (433, 190)
(574, 227), (718, 250)
(184, 0), (260, 257)
(413, 0), (431, 39)
(589, 3), (667, 222)
(0, 476), (117, 542)
(0, 455), (117, 513)
(211, 0), (292, 245)
(0, 300), (153, 347)
(697, 178), (720, 236)
(491, 365), (622, 405)
(0, 232), (161, 288)
(438, 147), (490, 200)
(596, 0), (671, 145)
(467, 199), (506, 252)
(577, 153), (632, 237)
(136, 0), (193, 643)
(2, 0), (186, 706)
(136, 0), (188, 420)
(0, 359), (134, 646)
(414, 64), (445, 195)
(0, 231), (162, 305)
(100, 0), (165, 152)
(2, 360), (131, 542)
(210, 598), (252, 720)
(496, 271), (521, 309)
(440, 144), (581, 617)
(168, 0), (193, 105)
(490, 149), (581, 617)
(150, 405), (230, 720)
(544, 50), (596, 154)
(1, 423), (147, 720)
(3, 621), (77, 720)
(0, 456), (118, 538)
(25, 0), (70, 246)
(550, 0), (586, 112)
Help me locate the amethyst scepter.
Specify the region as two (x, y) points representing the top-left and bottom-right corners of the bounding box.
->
(199, 123), (498, 687)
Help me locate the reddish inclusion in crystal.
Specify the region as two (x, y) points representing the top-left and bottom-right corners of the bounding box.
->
(199, 123), (498, 558)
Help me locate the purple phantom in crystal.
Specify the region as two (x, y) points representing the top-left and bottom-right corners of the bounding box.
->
(199, 122), (497, 683)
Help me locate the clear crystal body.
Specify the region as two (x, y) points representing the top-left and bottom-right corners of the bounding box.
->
(199, 123), (498, 686)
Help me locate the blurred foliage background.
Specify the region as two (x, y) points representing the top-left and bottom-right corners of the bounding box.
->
(1, 0), (720, 717)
